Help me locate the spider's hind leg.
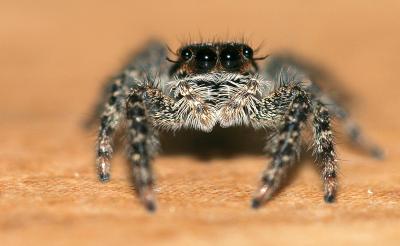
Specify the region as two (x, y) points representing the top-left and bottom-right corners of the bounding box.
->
(96, 77), (125, 182)
(264, 54), (384, 159)
(333, 108), (384, 159)
(308, 82), (384, 159)
(84, 77), (116, 128)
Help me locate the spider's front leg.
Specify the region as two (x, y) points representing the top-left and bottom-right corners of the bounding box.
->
(251, 87), (311, 208)
(125, 89), (159, 211)
(251, 85), (339, 207)
(125, 84), (182, 211)
(312, 102), (338, 202)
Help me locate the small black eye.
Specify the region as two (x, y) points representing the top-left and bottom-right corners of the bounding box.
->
(242, 46), (253, 59)
(220, 46), (242, 70)
(195, 47), (217, 72)
(180, 48), (192, 61)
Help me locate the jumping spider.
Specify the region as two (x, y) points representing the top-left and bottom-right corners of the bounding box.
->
(89, 40), (382, 211)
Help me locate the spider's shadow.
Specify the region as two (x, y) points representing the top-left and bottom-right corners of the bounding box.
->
(159, 127), (315, 198)
(159, 126), (313, 180)
(159, 126), (266, 160)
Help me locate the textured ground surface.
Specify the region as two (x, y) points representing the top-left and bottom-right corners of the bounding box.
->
(1, 0), (400, 245)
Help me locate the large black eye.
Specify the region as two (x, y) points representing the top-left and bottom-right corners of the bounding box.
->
(242, 46), (253, 59)
(220, 46), (242, 70)
(195, 47), (217, 72)
(180, 48), (192, 61)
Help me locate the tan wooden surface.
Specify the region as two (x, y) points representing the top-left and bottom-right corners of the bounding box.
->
(1, 0), (399, 245)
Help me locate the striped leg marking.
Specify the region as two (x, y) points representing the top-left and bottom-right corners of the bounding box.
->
(252, 89), (310, 208)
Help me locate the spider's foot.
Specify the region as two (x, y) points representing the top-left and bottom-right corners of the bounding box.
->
(324, 193), (336, 203)
(145, 200), (156, 212)
(97, 157), (111, 182)
(370, 146), (385, 160)
(323, 176), (337, 203)
(99, 172), (110, 182)
(139, 186), (157, 212)
(251, 198), (262, 209)
(250, 184), (273, 209)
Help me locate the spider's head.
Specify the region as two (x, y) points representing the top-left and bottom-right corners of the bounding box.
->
(168, 42), (265, 76)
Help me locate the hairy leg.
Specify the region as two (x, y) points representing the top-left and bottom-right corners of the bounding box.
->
(339, 113), (384, 159)
(312, 102), (338, 202)
(86, 41), (169, 128)
(305, 81), (383, 159)
(125, 80), (214, 210)
(94, 41), (170, 182)
(252, 87), (311, 208)
(84, 77), (116, 128)
(126, 90), (160, 211)
(96, 77), (125, 182)
(264, 54), (383, 159)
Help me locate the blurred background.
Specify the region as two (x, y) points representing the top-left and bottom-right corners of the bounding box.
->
(1, 0), (399, 245)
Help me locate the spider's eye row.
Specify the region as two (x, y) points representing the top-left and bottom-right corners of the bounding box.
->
(242, 46), (254, 59)
(178, 44), (254, 73)
(195, 47), (217, 71)
(220, 46), (242, 70)
(180, 48), (193, 61)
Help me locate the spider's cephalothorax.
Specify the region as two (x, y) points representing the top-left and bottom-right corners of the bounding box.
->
(89, 40), (383, 212)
